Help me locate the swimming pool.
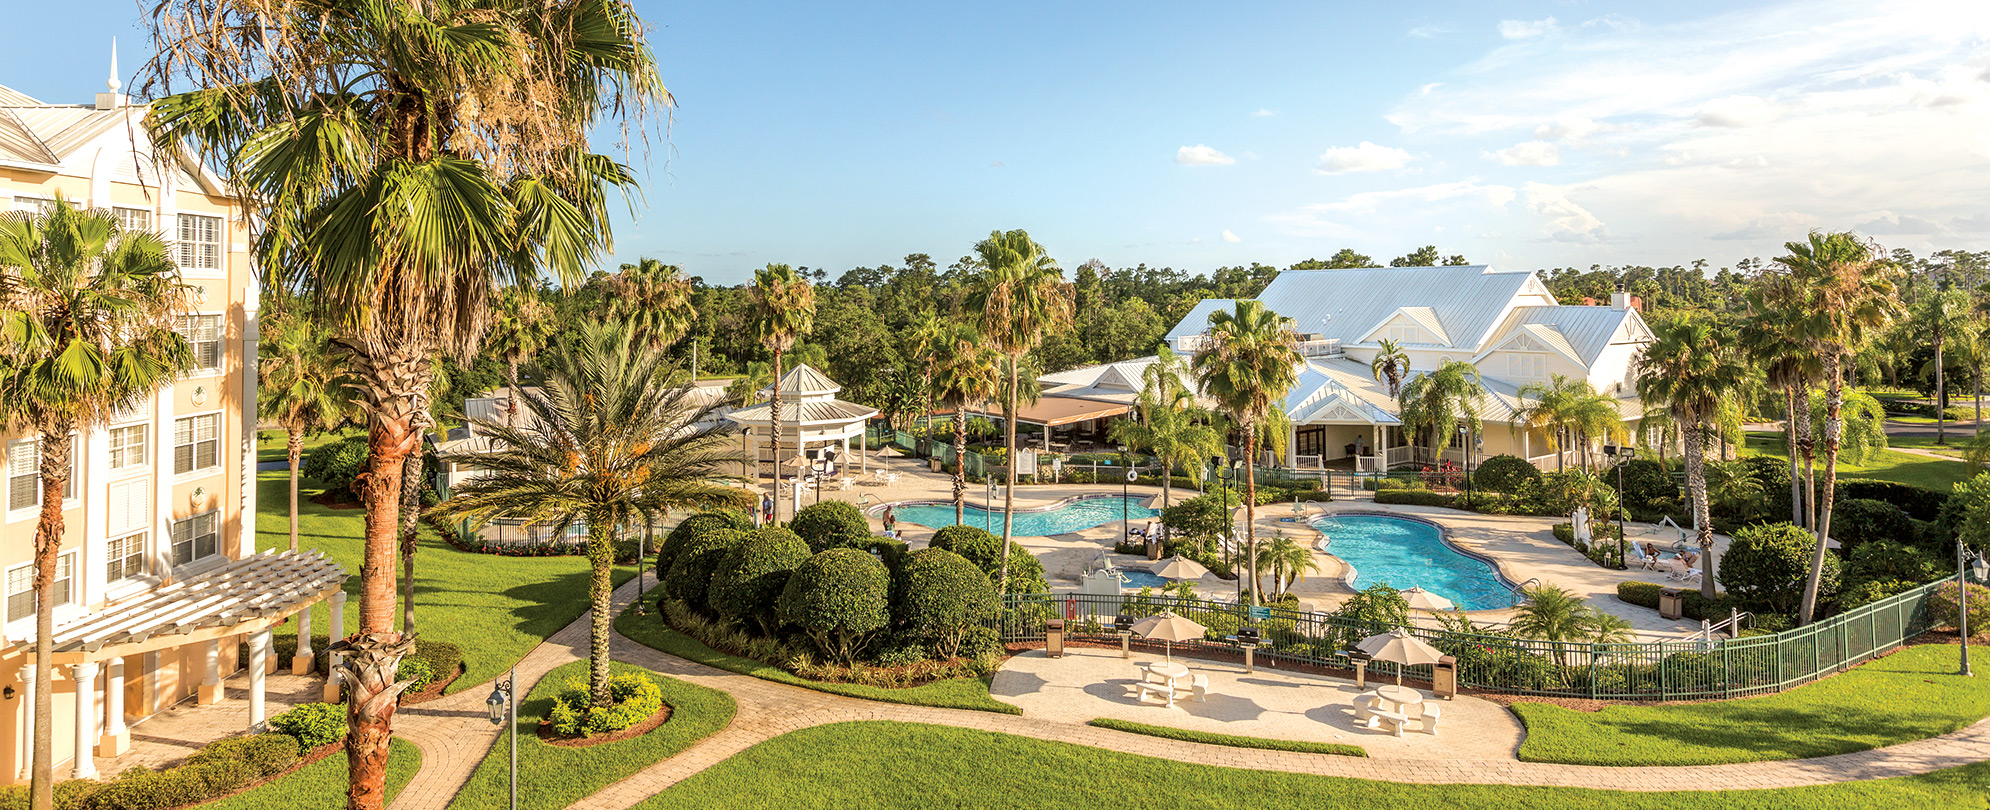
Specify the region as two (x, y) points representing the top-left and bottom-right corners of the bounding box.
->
(1115, 569), (1174, 589)
(893, 496), (1158, 537)
(1310, 514), (1515, 611)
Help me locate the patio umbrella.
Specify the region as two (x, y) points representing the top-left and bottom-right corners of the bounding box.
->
(1398, 587), (1454, 613)
(1150, 555), (1208, 581)
(1356, 627), (1445, 685)
(1130, 610), (1206, 663)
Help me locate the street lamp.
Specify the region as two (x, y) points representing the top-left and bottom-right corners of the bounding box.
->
(1960, 542), (1989, 676)
(984, 478), (1001, 534)
(1118, 444), (1131, 543)
(484, 666), (517, 810)
(1457, 425), (1472, 509)
(1606, 445), (1635, 568)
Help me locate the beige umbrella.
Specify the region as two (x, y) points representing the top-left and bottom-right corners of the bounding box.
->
(1130, 610), (1206, 663)
(1399, 587), (1454, 612)
(1356, 627), (1445, 685)
(1150, 555), (1208, 581)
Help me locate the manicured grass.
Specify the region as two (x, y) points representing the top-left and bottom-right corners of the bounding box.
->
(254, 427), (362, 463)
(203, 738), (420, 810)
(1742, 432), (1972, 492)
(444, 660), (736, 810)
(630, 720), (1990, 810)
(1512, 644), (1990, 766)
(615, 590), (1021, 715)
(1087, 718), (1367, 757)
(1882, 434), (1971, 459)
(255, 471), (633, 693)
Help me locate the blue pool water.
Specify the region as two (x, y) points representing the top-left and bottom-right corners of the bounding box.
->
(1311, 514), (1514, 611)
(1115, 569), (1172, 589)
(894, 496), (1158, 537)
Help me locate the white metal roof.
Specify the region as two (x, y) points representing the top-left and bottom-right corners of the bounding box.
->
(1165, 266), (1550, 352)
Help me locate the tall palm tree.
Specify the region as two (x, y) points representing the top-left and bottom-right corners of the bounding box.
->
(1913, 289), (1977, 444)
(1109, 391), (1222, 512)
(434, 320), (748, 704)
(927, 321), (998, 522)
(260, 312), (353, 553)
(1369, 338), (1410, 398)
(0, 200), (194, 808)
(484, 287), (553, 430)
(1569, 385), (1628, 471)
(1741, 286), (1822, 527)
(1638, 315), (1745, 598)
(966, 229), (1072, 593)
(610, 257), (698, 351)
(1142, 344), (1195, 406)
(1769, 232), (1901, 624)
(1514, 374), (1584, 471)
(750, 264), (816, 523)
(1398, 361), (1483, 467)
(146, 2), (669, 803)
(1190, 300), (1301, 605)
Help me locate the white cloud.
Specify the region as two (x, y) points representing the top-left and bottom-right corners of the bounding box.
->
(1694, 95), (1780, 128)
(1534, 117), (1607, 142)
(1250, 108), (1277, 117)
(1498, 17), (1557, 40)
(1523, 183), (1607, 243)
(1221, 229), (1242, 243)
(1407, 24), (1450, 39)
(1175, 144), (1236, 166)
(1856, 213), (1946, 234)
(1490, 140), (1561, 166)
(1314, 141), (1415, 174)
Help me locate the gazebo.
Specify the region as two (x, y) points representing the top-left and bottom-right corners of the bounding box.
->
(724, 364), (879, 484)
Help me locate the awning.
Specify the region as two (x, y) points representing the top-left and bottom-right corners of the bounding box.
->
(945, 395), (1133, 428)
(12, 551), (347, 665)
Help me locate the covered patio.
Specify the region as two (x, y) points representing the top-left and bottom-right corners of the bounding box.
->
(944, 396), (1133, 453)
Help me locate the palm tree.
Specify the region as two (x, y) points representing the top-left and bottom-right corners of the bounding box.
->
(1257, 534), (1320, 598)
(750, 264), (816, 523)
(434, 320), (748, 705)
(1913, 289), (1977, 444)
(1190, 300), (1301, 605)
(1369, 338), (1410, 398)
(1511, 583), (1634, 672)
(1142, 344), (1195, 406)
(1962, 429), (1990, 472)
(1769, 232), (1901, 624)
(260, 313), (353, 552)
(610, 257), (698, 351)
(1638, 315), (1745, 598)
(1110, 392), (1222, 513)
(966, 229), (1072, 593)
(927, 322), (998, 522)
(146, 2), (669, 801)
(1741, 288), (1822, 527)
(1515, 374), (1584, 471)
(1569, 385), (1628, 471)
(1398, 361), (1482, 467)
(0, 200), (194, 808)
(484, 288), (553, 430)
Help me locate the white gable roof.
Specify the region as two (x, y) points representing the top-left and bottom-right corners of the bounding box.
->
(1166, 265), (1541, 352)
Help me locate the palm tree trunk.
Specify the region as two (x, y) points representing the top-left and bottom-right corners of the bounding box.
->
(289, 427), (304, 552)
(952, 410), (967, 523)
(770, 349), (785, 523)
(1936, 332), (1947, 444)
(506, 358), (521, 430)
(1680, 418), (1716, 599)
(588, 529), (615, 706)
(1795, 394), (1816, 530)
(1800, 355), (1847, 625)
(998, 359), (1019, 594)
(398, 444), (422, 634)
(30, 425), (73, 810)
(1244, 425), (1260, 606)
(1784, 385), (1802, 526)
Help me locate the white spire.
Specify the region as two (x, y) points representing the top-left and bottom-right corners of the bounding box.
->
(96, 39), (127, 110)
(107, 39), (120, 91)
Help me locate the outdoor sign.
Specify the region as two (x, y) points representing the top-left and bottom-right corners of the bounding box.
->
(1248, 605), (1271, 620)
(1016, 448), (1037, 476)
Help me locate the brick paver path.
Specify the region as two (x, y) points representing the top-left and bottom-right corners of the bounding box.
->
(385, 574), (1990, 810)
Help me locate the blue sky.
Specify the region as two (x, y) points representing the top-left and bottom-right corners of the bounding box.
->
(5, 1), (1988, 285)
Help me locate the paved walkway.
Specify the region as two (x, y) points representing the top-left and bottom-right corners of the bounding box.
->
(368, 572), (1990, 810)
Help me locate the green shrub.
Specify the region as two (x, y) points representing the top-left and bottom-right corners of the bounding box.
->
(268, 702), (346, 752)
(546, 673), (665, 737)
(408, 638), (464, 685)
(0, 780), (100, 810)
(664, 527), (749, 609)
(789, 500), (872, 552)
(1523, 470), (1618, 517)
(778, 548), (891, 664)
(1373, 488), (1457, 508)
(929, 524), (1048, 594)
(657, 511), (752, 575)
(1739, 454), (1792, 494)
(1832, 498), (1915, 554)
(190, 733), (299, 778)
(1718, 522), (1839, 615)
(1612, 458), (1675, 510)
(895, 548), (998, 659)
(1841, 578), (1918, 608)
(1930, 580), (1990, 636)
(301, 436), (369, 499)
(1615, 580), (1738, 622)
(1845, 541), (1940, 588)
(1474, 454), (1541, 494)
(1838, 479), (1949, 520)
(396, 657), (436, 693)
(90, 767), (211, 810)
(709, 526), (812, 632)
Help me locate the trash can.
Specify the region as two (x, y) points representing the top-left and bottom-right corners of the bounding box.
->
(929, 457), (943, 473)
(1045, 619), (1065, 658)
(1432, 654), (1458, 699)
(1658, 587), (1685, 620)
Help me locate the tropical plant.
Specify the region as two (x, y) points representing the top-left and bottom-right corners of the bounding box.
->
(750, 264), (816, 523)
(260, 312), (353, 554)
(1399, 360), (1483, 467)
(1910, 289), (1980, 444)
(1510, 584), (1633, 670)
(966, 229), (1071, 593)
(1514, 374), (1590, 471)
(926, 321), (997, 522)
(1638, 315), (1746, 598)
(0, 199), (194, 806)
(144, 1), (669, 798)
(610, 257), (697, 351)
(1369, 338), (1409, 399)
(432, 320), (748, 707)
(1740, 290), (1822, 528)
(484, 287), (553, 429)
(1766, 232), (1902, 623)
(1109, 388), (1221, 512)
(1964, 429), (1990, 473)
(1256, 534), (1319, 598)
(1190, 299), (1301, 605)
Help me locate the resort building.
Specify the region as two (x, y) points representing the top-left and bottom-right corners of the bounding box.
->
(726, 365), (879, 480)
(1049, 264), (1655, 472)
(0, 72), (342, 781)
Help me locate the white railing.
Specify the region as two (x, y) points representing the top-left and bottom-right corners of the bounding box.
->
(1385, 446), (1418, 468)
(1296, 338), (1343, 358)
(1526, 449), (1580, 470)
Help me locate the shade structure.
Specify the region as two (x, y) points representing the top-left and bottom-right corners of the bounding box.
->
(1150, 555), (1208, 581)
(1399, 587), (1455, 612)
(1130, 610), (1206, 663)
(1356, 627), (1445, 685)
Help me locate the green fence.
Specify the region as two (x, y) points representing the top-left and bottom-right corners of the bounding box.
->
(1001, 579), (1947, 700)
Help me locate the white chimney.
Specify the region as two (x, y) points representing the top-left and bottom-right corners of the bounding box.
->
(1610, 290), (1630, 311)
(95, 39), (126, 110)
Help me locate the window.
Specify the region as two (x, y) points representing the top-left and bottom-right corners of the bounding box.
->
(1386, 325), (1422, 344)
(108, 478), (149, 534)
(113, 206), (154, 236)
(171, 511), (219, 566)
(5, 441), (33, 512)
(13, 197), (55, 216)
(106, 533), (146, 582)
(6, 554), (74, 622)
(174, 414), (220, 475)
(110, 424), (148, 470)
(177, 214), (222, 270)
(1507, 354), (1546, 379)
(177, 315), (222, 371)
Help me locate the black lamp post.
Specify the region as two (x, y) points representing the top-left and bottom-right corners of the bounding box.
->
(1458, 425), (1472, 509)
(484, 666), (517, 810)
(1607, 444), (1634, 568)
(1959, 542), (1988, 676)
(1119, 444), (1131, 543)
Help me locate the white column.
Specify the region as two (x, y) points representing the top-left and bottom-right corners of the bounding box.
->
(292, 605), (315, 675)
(247, 629), (269, 729)
(323, 591), (346, 703)
(97, 657), (129, 756)
(240, 295), (260, 559)
(71, 662), (98, 779)
(1286, 422), (1298, 469)
(18, 676), (33, 779)
(198, 639), (222, 705)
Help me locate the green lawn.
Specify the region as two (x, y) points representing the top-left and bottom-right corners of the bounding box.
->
(255, 471), (633, 693)
(204, 738), (420, 810)
(1742, 432), (1972, 492)
(615, 590), (1020, 714)
(1087, 718), (1366, 757)
(1513, 644), (1990, 765)
(630, 720), (1990, 810)
(254, 428), (362, 464)
(444, 660), (736, 810)
(1882, 433), (1971, 460)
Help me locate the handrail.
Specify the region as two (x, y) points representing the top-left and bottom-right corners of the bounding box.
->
(1698, 607), (1753, 641)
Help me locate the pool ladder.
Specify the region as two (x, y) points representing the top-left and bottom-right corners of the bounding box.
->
(1509, 577), (1543, 607)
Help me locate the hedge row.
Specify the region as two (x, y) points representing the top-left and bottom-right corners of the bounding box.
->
(1616, 580), (1738, 623)
(0, 731), (303, 810)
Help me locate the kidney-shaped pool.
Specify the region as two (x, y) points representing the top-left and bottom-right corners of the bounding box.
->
(1311, 514), (1517, 611)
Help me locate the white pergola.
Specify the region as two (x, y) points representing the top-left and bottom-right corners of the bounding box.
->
(726, 364), (879, 479)
(9, 551), (346, 777)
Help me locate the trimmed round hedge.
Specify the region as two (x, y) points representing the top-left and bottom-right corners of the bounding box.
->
(778, 548), (890, 664)
(1612, 458), (1675, 511)
(301, 436), (369, 499)
(709, 526), (812, 630)
(789, 500), (872, 552)
(1473, 454), (1540, 494)
(658, 511), (751, 578)
(929, 524), (1048, 594)
(664, 527), (749, 608)
(1716, 522), (1839, 616)
(895, 548), (997, 659)
(1830, 498), (1914, 554)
